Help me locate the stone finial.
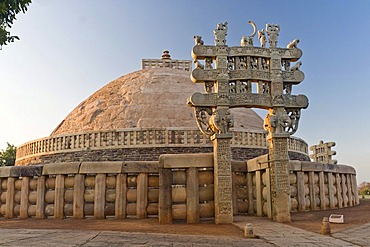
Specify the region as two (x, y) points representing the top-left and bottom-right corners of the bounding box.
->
(309, 140), (337, 164)
(161, 50), (171, 60)
(214, 22), (228, 46)
(266, 23), (280, 48)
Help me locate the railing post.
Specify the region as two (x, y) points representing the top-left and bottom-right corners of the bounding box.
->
(115, 173), (127, 219)
(20, 177), (30, 219)
(54, 174), (65, 219)
(136, 173), (148, 219)
(73, 174), (85, 219)
(319, 171), (326, 210)
(159, 166), (173, 224)
(186, 167), (199, 223)
(94, 174), (106, 219)
(5, 177), (15, 219)
(328, 173), (335, 209)
(297, 171), (305, 211)
(36, 176), (45, 219)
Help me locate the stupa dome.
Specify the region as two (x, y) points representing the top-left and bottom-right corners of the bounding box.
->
(51, 67), (264, 136)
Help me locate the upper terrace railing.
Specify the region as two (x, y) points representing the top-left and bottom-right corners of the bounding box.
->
(16, 128), (308, 162)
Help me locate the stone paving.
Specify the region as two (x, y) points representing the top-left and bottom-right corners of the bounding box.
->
(234, 216), (358, 247)
(0, 216), (368, 246)
(0, 228), (270, 247)
(332, 222), (370, 246)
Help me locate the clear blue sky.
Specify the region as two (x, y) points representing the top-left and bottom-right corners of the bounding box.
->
(1, 1), (369, 183)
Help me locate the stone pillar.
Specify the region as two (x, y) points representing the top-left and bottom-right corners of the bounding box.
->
(5, 177), (15, 219)
(352, 174), (359, 205)
(20, 177), (30, 219)
(136, 173), (148, 219)
(159, 167), (173, 224)
(264, 71), (293, 222)
(328, 173), (335, 209)
(319, 171), (326, 210)
(347, 174), (353, 207)
(186, 167), (199, 223)
(73, 174), (85, 219)
(36, 176), (45, 219)
(94, 174), (106, 219)
(336, 174), (343, 208)
(115, 173), (127, 219)
(264, 168), (272, 219)
(308, 171), (316, 210)
(297, 171), (305, 211)
(267, 134), (291, 222)
(54, 174), (65, 219)
(247, 173), (254, 215)
(212, 135), (233, 224)
(255, 170), (263, 217)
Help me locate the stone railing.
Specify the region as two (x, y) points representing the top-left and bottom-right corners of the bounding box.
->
(246, 156), (359, 218)
(16, 128), (308, 164)
(141, 59), (192, 71)
(289, 161), (359, 212)
(0, 156), (358, 222)
(0, 161), (159, 220)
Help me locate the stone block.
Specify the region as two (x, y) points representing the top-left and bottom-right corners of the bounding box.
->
(289, 160), (302, 171)
(43, 162), (80, 175)
(9, 165), (43, 177)
(301, 162), (325, 172)
(79, 162), (123, 174)
(159, 153), (213, 168)
(336, 164), (356, 175)
(231, 160), (247, 172)
(122, 161), (158, 173)
(0, 167), (11, 178)
(247, 154), (268, 172)
(322, 163), (338, 173)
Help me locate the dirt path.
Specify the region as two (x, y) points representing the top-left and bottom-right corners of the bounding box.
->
(0, 218), (245, 238)
(0, 199), (368, 237)
(290, 199), (370, 233)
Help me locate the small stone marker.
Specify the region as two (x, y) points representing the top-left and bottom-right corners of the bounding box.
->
(329, 214), (344, 223)
(244, 223), (255, 238)
(321, 217), (331, 235)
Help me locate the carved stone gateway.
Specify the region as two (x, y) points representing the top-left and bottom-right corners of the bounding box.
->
(310, 140), (338, 164)
(188, 21), (309, 223)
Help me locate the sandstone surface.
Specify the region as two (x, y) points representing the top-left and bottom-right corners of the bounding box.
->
(51, 68), (263, 136)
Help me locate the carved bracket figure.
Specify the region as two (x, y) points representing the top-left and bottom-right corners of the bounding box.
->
(210, 108), (234, 135)
(205, 81), (214, 93)
(194, 107), (214, 136)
